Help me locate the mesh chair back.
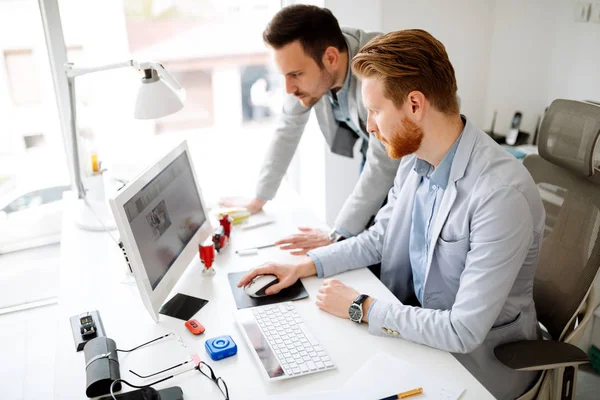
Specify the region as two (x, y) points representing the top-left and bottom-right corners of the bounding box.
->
(524, 99), (600, 341)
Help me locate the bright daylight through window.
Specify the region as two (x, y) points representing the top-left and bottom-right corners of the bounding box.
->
(0, 0), (282, 312)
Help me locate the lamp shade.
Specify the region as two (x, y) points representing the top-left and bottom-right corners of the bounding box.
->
(134, 76), (185, 119)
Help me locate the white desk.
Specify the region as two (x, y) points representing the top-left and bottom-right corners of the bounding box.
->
(54, 184), (494, 399)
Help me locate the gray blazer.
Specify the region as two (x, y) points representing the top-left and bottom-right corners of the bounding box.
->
(255, 27), (401, 235)
(309, 118), (546, 399)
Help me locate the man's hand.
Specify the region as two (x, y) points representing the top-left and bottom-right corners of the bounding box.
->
(219, 196), (266, 214)
(275, 227), (332, 255)
(315, 279), (360, 319)
(237, 258), (317, 296)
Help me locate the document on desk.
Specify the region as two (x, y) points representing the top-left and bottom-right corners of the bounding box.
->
(343, 352), (465, 400)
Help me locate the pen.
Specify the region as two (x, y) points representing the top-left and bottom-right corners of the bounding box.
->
(379, 387), (423, 400)
(235, 243), (277, 255)
(241, 220), (275, 230)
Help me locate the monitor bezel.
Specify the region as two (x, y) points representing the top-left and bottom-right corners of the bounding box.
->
(109, 140), (212, 322)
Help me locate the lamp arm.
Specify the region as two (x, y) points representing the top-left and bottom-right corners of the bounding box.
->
(135, 61), (183, 91)
(65, 60), (134, 78)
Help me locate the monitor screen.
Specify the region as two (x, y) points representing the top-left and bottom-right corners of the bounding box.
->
(123, 152), (206, 289)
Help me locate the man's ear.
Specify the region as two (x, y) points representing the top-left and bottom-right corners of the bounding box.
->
(407, 91), (426, 121)
(322, 46), (340, 69)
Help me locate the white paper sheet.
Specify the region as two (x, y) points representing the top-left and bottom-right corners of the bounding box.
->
(343, 352), (465, 400)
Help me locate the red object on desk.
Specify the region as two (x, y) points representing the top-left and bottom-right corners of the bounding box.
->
(185, 319), (205, 335)
(218, 213), (232, 238)
(212, 225), (228, 252)
(199, 242), (215, 268)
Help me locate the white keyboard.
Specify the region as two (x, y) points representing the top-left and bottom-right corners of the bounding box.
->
(235, 302), (336, 380)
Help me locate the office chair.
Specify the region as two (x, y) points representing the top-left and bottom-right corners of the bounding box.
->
(494, 99), (600, 400)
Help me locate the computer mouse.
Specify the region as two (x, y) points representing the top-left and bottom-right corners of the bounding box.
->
(244, 274), (279, 298)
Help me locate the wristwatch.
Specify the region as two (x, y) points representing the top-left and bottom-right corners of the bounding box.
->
(328, 229), (346, 243)
(349, 294), (369, 323)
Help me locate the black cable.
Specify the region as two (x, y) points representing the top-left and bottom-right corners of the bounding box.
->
(115, 333), (172, 353)
(109, 376), (172, 400)
(129, 360), (190, 378)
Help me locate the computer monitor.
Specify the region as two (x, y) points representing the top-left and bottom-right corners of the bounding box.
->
(110, 141), (213, 322)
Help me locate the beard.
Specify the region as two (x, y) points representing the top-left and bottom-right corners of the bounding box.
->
(379, 116), (424, 159)
(294, 69), (335, 108)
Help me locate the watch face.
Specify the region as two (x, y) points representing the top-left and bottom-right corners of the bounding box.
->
(349, 304), (362, 322)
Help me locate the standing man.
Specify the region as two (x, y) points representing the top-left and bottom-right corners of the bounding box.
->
(221, 5), (400, 255)
(238, 29), (545, 399)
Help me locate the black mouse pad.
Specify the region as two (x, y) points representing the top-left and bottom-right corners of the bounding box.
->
(227, 271), (309, 309)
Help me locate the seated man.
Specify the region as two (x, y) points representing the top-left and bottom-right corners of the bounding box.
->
(239, 29), (545, 400)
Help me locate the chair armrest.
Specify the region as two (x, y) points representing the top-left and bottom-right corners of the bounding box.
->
(494, 340), (589, 371)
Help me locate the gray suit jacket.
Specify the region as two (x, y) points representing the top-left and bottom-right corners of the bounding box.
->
(255, 27), (401, 235)
(309, 118), (545, 399)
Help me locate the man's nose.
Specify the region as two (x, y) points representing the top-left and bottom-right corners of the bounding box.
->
(366, 116), (378, 135)
(285, 78), (296, 94)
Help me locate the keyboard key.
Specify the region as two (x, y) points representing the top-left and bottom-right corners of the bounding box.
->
(307, 361), (317, 371)
(324, 361), (334, 368)
(292, 368), (301, 375)
(300, 364), (309, 373)
(315, 361), (325, 369)
(298, 323), (319, 346)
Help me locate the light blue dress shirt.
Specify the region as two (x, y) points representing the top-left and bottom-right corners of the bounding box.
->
(409, 134), (462, 304)
(326, 52), (368, 142)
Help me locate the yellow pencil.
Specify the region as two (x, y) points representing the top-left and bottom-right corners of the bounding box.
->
(379, 387), (423, 400)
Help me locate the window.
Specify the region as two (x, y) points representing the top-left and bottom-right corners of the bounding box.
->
(57, 0), (283, 188)
(0, 0), (69, 311)
(4, 49), (42, 105)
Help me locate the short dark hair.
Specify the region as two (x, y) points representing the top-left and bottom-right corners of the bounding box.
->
(263, 5), (347, 68)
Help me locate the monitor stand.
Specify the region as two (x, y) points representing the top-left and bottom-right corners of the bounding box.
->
(159, 293), (208, 321)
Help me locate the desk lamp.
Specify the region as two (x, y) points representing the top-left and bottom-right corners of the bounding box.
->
(65, 60), (185, 231)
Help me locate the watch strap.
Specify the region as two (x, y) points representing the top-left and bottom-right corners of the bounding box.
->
(353, 294), (368, 306)
(328, 229), (347, 243)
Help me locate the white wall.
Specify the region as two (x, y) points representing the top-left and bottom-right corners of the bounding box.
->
(484, 0), (600, 137)
(381, 0), (497, 129)
(545, 1), (600, 106)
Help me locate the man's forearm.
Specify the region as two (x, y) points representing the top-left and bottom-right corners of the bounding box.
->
(295, 257), (317, 279)
(247, 198), (267, 214)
